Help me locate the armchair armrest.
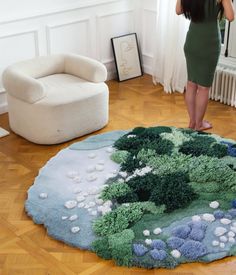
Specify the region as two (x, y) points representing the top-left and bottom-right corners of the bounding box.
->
(2, 68), (45, 104)
(64, 54), (107, 83)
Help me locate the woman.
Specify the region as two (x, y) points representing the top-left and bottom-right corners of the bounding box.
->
(176, 0), (234, 131)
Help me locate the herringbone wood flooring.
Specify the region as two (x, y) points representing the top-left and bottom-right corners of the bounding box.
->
(1, 74), (236, 275)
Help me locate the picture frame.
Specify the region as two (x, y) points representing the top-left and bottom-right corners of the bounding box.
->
(111, 33), (143, 82)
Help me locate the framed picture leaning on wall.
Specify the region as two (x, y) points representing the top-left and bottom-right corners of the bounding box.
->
(111, 33), (143, 82)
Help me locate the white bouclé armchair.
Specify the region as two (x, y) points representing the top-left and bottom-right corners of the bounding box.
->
(2, 54), (109, 144)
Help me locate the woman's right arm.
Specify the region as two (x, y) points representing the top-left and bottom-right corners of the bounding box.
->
(176, 0), (183, 15)
(222, 0), (235, 21)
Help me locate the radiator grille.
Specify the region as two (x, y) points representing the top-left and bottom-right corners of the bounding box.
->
(210, 64), (236, 107)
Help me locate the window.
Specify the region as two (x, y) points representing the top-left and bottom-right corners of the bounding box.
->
(220, 17), (226, 44)
(221, 1), (236, 59)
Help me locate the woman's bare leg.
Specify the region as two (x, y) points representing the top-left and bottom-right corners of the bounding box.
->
(195, 85), (212, 131)
(184, 81), (198, 129)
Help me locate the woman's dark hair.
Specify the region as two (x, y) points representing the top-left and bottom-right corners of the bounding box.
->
(181, 0), (224, 22)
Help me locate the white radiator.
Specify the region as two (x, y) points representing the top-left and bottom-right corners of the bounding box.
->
(210, 63), (236, 107)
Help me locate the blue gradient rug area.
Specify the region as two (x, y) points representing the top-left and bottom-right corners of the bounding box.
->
(25, 126), (236, 269)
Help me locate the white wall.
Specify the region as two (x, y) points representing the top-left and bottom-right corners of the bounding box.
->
(1, 0), (235, 114)
(0, 0), (137, 114)
(136, 0), (157, 75)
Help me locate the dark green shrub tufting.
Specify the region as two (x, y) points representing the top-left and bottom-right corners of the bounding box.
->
(179, 136), (228, 158)
(149, 172), (198, 212)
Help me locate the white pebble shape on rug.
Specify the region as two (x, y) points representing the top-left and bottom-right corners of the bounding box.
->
(212, 240), (220, 246)
(76, 195), (85, 202)
(98, 159), (105, 165)
(97, 205), (112, 215)
(105, 173), (116, 180)
(228, 231), (235, 238)
(118, 178), (125, 183)
(119, 171), (128, 178)
(88, 153), (96, 159)
(73, 188), (82, 194)
(145, 239), (152, 245)
(143, 230), (150, 236)
(88, 187), (100, 195)
(102, 207), (112, 215)
(106, 147), (113, 153)
(71, 227), (80, 233)
(64, 200), (77, 209)
(229, 237), (235, 243)
(219, 242), (225, 249)
(171, 250), (181, 258)
(153, 228), (162, 235)
(209, 201), (219, 209)
(69, 215), (78, 221)
(220, 236), (228, 243)
(202, 213), (215, 222)
(95, 164), (104, 172)
(192, 215), (201, 222)
(73, 176), (83, 184)
(214, 227), (227, 237)
(86, 165), (95, 173)
(39, 193), (48, 199)
(220, 218), (232, 225)
(91, 211), (98, 216)
(61, 216), (68, 220)
(67, 171), (78, 179)
(103, 200), (112, 207)
(112, 169), (118, 174)
(230, 226), (236, 233)
(97, 206), (103, 212)
(86, 174), (97, 182)
(95, 198), (104, 205)
(102, 184), (109, 189)
(127, 134), (136, 138)
(88, 202), (96, 208)
(78, 203), (85, 208)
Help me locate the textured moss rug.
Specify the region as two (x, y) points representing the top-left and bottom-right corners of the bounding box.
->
(25, 126), (236, 269)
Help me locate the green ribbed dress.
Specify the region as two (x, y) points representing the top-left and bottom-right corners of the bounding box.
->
(184, 1), (222, 87)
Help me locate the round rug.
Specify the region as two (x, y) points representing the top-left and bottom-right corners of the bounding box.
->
(25, 126), (236, 269)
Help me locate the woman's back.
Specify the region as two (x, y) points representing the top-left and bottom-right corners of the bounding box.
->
(203, 0), (222, 21)
(184, 0), (221, 87)
(189, 0), (220, 37)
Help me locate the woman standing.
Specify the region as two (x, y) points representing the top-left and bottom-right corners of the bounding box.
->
(176, 0), (234, 131)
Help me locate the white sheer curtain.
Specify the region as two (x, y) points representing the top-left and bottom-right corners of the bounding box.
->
(152, 0), (190, 93)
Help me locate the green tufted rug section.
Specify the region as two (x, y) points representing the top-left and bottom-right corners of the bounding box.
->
(25, 126), (236, 269)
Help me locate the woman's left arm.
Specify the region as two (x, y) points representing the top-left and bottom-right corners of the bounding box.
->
(176, 0), (183, 15)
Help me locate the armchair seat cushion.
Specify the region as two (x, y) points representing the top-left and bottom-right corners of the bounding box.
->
(38, 74), (107, 105)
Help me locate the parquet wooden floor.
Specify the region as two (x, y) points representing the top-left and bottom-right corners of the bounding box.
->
(1, 74), (236, 275)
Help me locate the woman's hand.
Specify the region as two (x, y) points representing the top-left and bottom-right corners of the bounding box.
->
(222, 0), (235, 21)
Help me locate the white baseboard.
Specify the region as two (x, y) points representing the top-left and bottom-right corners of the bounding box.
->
(107, 69), (117, 81)
(142, 64), (153, 76)
(0, 90), (8, 114)
(0, 103), (8, 115)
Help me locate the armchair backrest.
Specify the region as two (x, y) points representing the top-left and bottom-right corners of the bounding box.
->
(2, 54), (107, 104)
(11, 55), (65, 79)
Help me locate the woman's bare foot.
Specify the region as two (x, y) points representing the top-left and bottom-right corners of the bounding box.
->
(195, 120), (212, 131)
(188, 121), (196, 129)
